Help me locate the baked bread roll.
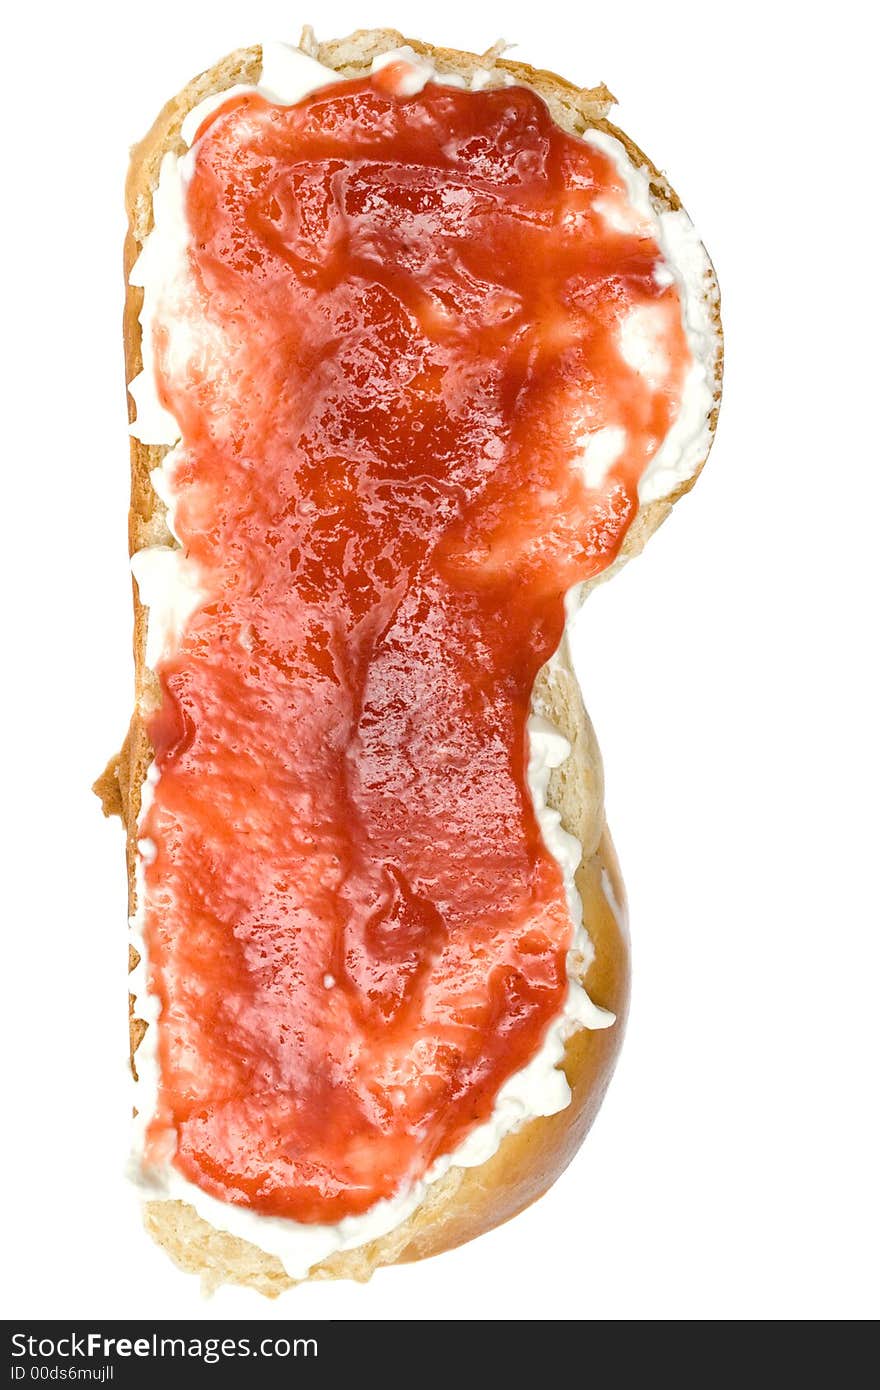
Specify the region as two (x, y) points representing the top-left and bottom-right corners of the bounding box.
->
(95, 27), (722, 1295)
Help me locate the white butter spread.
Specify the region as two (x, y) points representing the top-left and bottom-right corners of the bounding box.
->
(371, 46), (437, 95)
(583, 127), (717, 503)
(579, 424), (627, 490)
(130, 544), (203, 669)
(126, 39), (717, 1279)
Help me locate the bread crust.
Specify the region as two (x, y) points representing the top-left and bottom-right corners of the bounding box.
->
(97, 29), (722, 1294)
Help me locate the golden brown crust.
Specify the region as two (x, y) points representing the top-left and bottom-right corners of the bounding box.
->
(102, 28), (722, 1294)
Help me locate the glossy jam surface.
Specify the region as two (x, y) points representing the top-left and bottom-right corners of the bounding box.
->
(140, 75), (690, 1221)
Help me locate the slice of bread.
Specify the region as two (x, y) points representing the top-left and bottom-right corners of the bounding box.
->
(95, 28), (722, 1295)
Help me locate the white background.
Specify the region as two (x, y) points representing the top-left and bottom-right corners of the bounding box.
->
(3, 0), (877, 1322)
